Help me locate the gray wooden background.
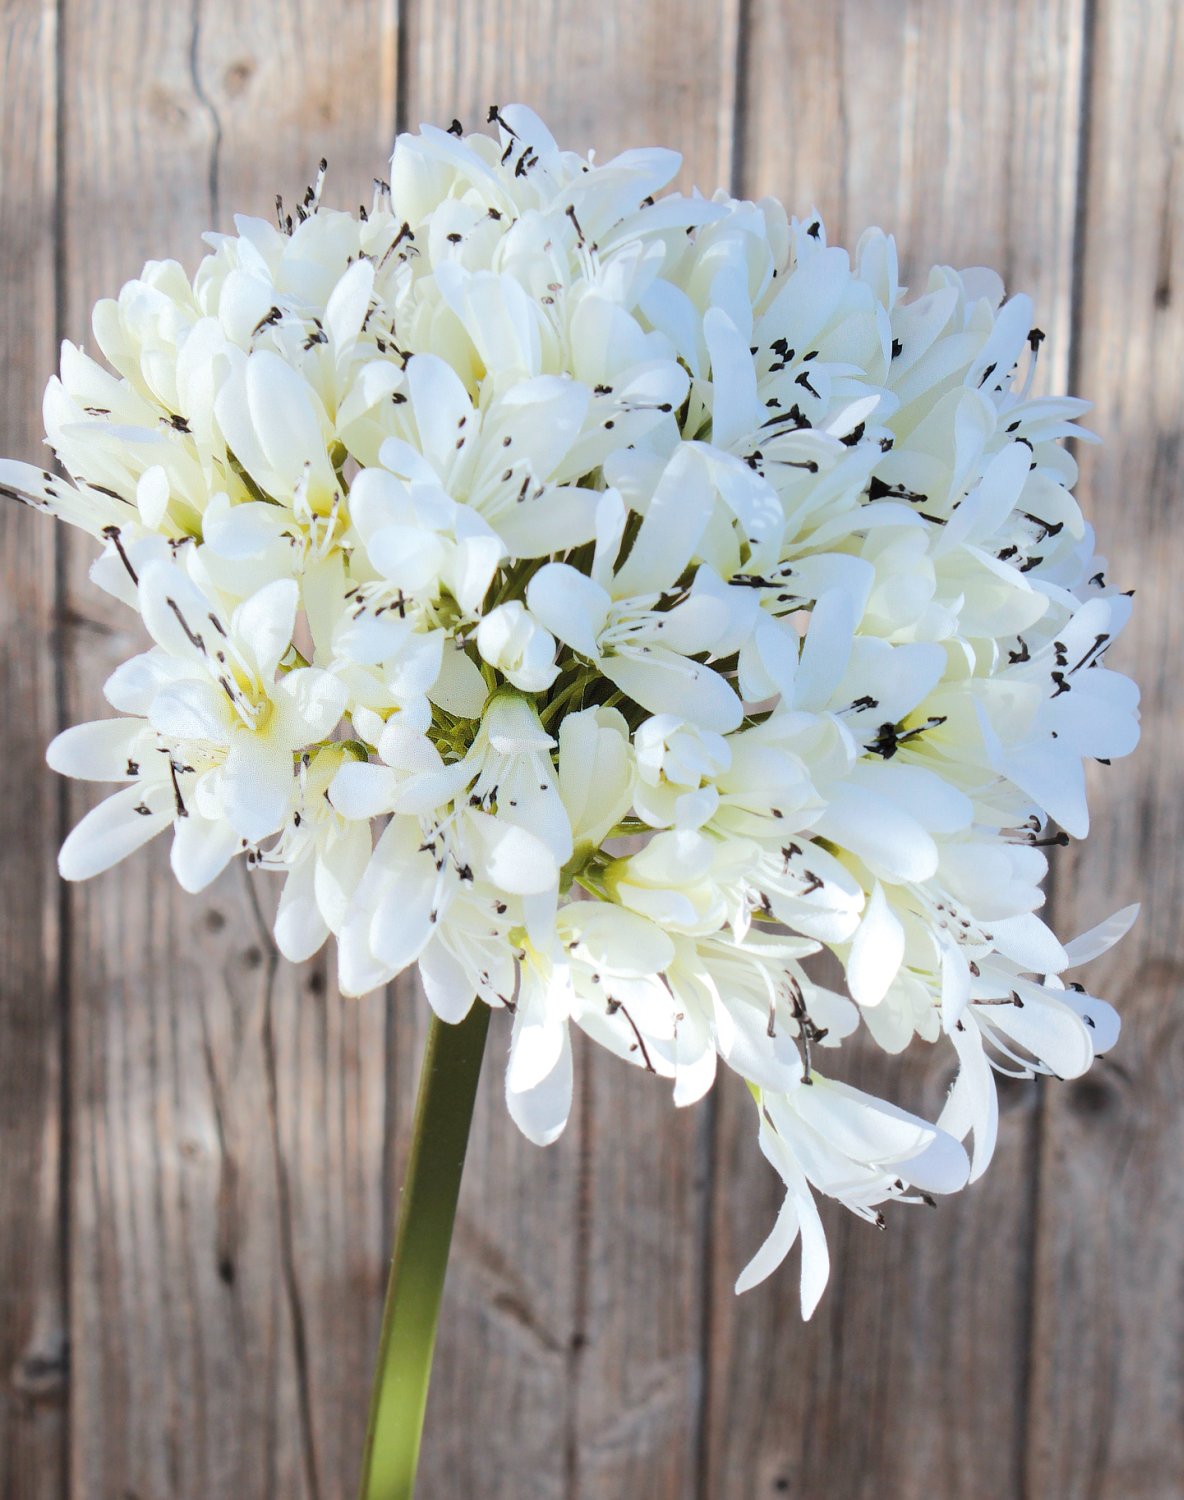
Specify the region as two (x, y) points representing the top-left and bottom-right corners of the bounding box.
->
(1, 2), (1181, 1496)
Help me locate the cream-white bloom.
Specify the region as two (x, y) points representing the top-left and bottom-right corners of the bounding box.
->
(12, 106), (1139, 1317)
(633, 715), (731, 829)
(476, 601), (559, 692)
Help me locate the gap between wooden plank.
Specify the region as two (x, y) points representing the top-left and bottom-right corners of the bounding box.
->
(1015, 3), (1099, 1493)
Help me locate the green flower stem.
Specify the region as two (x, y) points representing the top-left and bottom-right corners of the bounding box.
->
(540, 670), (595, 727)
(357, 1001), (491, 1500)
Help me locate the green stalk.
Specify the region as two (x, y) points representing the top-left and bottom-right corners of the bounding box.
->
(357, 1001), (491, 1500)
(540, 670), (593, 728)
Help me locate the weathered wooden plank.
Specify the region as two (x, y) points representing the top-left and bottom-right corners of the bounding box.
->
(60, 5), (398, 1497)
(401, 0), (741, 194)
(0, 2), (66, 1495)
(707, 4), (1090, 1496)
(195, 10), (403, 1494)
(1027, 4), (1184, 1495)
(397, 8), (739, 1496)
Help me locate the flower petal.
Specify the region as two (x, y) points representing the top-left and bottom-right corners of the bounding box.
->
(526, 564), (610, 659)
(47, 718), (148, 782)
(233, 579), (298, 683)
(506, 1015), (573, 1147)
(58, 782), (172, 881)
(219, 731), (294, 842)
(170, 811), (241, 894)
(419, 940), (478, 1024)
(274, 857), (330, 963)
(846, 883), (905, 1007)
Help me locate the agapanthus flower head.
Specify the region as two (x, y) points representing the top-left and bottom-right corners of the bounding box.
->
(4, 105), (1139, 1316)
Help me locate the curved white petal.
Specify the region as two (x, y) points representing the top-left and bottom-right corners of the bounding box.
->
(47, 718), (148, 782)
(58, 782), (172, 881)
(329, 762), (400, 820)
(219, 731), (293, 843)
(603, 651), (742, 733)
(149, 680), (234, 744)
(233, 579), (298, 683)
(170, 812), (241, 894)
(369, 857), (436, 974)
(939, 1022), (999, 1182)
(428, 642), (488, 718)
(846, 883), (905, 1007)
(1062, 904), (1139, 968)
(419, 940), (478, 1024)
(276, 667), (347, 742)
(469, 813), (558, 896)
(813, 783), (939, 885)
(735, 1190), (802, 1296)
(104, 650), (177, 715)
(506, 1019), (573, 1147)
(274, 857), (331, 963)
(526, 564), (610, 658)
(493, 490), (599, 558)
(325, 258), (376, 354)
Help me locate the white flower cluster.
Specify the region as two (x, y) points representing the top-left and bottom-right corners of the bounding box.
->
(4, 106), (1139, 1315)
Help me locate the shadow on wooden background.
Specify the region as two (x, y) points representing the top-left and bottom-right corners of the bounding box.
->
(0, 1), (1180, 1496)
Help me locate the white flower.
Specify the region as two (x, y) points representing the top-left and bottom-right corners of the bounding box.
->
(48, 715), (201, 882)
(263, 745), (373, 963)
(377, 354), (606, 558)
(509, 900), (678, 1145)
(738, 1076), (970, 1316)
(475, 601), (559, 692)
(333, 814), (518, 1009)
(633, 715), (731, 829)
(13, 105), (1139, 1315)
(607, 828), (749, 936)
(125, 561), (346, 844)
(527, 462), (743, 732)
(555, 705), (634, 852)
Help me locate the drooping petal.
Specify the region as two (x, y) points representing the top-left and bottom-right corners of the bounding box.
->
(506, 1003), (574, 1148)
(735, 1189), (802, 1296)
(58, 782), (173, 880)
(274, 857), (331, 963)
(170, 811), (241, 894)
(368, 855), (438, 975)
(939, 1022), (1000, 1182)
(419, 939), (478, 1024)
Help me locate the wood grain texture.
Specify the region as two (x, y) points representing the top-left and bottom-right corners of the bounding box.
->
(395, 6), (739, 1495)
(0, 3), (65, 1496)
(59, 4), (397, 1497)
(1027, 4), (1184, 1497)
(707, 4), (1092, 1498)
(401, 0), (741, 195)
